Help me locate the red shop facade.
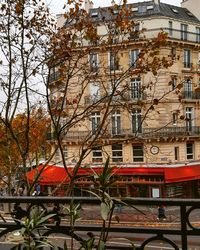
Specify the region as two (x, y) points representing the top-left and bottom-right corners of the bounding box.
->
(27, 164), (200, 198)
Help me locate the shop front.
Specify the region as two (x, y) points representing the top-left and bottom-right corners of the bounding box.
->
(27, 163), (200, 198)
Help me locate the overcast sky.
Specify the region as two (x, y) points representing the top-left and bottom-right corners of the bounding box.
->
(48, 0), (181, 15)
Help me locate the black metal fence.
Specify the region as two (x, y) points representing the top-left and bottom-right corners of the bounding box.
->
(0, 197), (199, 249)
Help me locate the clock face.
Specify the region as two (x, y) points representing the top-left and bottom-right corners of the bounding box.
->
(150, 146), (159, 155)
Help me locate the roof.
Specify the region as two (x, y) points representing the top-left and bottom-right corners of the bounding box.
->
(27, 164), (200, 185)
(89, 1), (200, 24)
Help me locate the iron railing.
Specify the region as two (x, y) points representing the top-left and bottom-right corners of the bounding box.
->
(0, 197), (199, 249)
(182, 91), (200, 99)
(47, 126), (200, 141)
(131, 27), (200, 44)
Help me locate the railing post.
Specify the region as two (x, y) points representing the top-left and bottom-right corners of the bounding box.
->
(180, 205), (188, 250)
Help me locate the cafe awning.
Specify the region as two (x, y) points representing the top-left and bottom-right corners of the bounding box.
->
(27, 164), (200, 185)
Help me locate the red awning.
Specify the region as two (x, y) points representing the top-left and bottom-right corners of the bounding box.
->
(27, 164), (200, 185)
(27, 165), (71, 185)
(164, 165), (200, 183)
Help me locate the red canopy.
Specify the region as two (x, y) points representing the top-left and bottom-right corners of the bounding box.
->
(27, 164), (71, 185)
(164, 164), (200, 183)
(27, 164), (200, 185)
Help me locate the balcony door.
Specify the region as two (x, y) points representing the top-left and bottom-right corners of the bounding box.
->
(112, 110), (121, 135)
(183, 49), (191, 68)
(181, 24), (188, 41)
(90, 82), (100, 102)
(185, 107), (194, 132)
(184, 78), (192, 98)
(130, 78), (142, 100)
(132, 109), (142, 134)
(91, 111), (100, 134)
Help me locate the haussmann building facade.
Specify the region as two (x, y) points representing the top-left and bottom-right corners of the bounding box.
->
(41, 0), (200, 198)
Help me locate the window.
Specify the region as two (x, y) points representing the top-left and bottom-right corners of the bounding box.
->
(171, 76), (177, 90)
(49, 65), (60, 82)
(171, 8), (178, 14)
(108, 51), (119, 71)
(132, 7), (138, 12)
(196, 27), (200, 43)
(91, 111), (100, 134)
(171, 47), (176, 61)
(133, 145), (144, 162)
(172, 113), (178, 125)
(183, 49), (191, 68)
(130, 78), (142, 99)
(130, 49), (139, 68)
(138, 5), (146, 13)
(130, 23), (140, 40)
(112, 144), (123, 162)
(147, 5), (153, 10)
(55, 149), (60, 162)
(91, 11), (98, 17)
(185, 107), (194, 132)
(198, 52), (200, 70)
(112, 110), (121, 135)
(89, 53), (98, 72)
(186, 142), (194, 160)
(184, 78), (192, 98)
(169, 21), (173, 36)
(186, 107), (194, 131)
(63, 145), (68, 160)
(132, 109), (142, 133)
(90, 82), (100, 101)
(181, 24), (188, 41)
(92, 146), (102, 163)
(174, 146), (179, 161)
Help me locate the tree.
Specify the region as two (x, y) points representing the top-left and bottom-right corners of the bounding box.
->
(46, 0), (175, 195)
(0, 0), (55, 193)
(0, 108), (51, 193)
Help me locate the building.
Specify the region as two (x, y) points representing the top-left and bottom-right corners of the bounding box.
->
(46, 0), (200, 198)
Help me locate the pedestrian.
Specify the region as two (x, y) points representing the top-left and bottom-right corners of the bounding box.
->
(11, 187), (16, 196)
(35, 183), (41, 195)
(157, 205), (166, 221)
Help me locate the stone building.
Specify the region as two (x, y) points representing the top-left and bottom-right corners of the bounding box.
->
(47, 0), (200, 198)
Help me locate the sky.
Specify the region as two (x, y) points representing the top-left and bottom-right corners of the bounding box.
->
(48, 0), (181, 15)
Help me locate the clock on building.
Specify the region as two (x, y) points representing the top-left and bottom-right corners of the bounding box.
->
(150, 145), (159, 155)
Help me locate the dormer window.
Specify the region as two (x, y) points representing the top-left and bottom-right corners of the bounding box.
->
(171, 8), (178, 14)
(138, 5), (146, 13)
(132, 7), (138, 12)
(147, 5), (153, 10)
(91, 11), (98, 17)
(186, 11), (194, 17)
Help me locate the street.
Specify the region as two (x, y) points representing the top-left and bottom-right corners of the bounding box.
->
(0, 204), (199, 249)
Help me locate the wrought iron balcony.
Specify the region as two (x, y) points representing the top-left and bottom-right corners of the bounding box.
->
(131, 27), (200, 44)
(182, 91), (200, 99)
(47, 126), (200, 141)
(84, 92), (146, 105)
(0, 196), (199, 249)
(142, 126), (200, 138)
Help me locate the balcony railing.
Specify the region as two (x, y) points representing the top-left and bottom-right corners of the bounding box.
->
(143, 126), (200, 137)
(182, 91), (200, 99)
(131, 27), (200, 44)
(47, 126), (200, 141)
(0, 197), (199, 250)
(84, 92), (146, 105)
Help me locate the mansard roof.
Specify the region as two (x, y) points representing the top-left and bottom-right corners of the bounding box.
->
(89, 1), (200, 24)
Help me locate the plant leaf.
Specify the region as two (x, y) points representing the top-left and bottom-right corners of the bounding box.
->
(101, 202), (109, 221)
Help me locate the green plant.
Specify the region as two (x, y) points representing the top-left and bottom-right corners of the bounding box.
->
(11, 206), (56, 250)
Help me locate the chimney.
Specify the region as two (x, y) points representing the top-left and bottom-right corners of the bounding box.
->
(84, 0), (94, 12)
(111, 0), (115, 6)
(154, 0), (160, 4)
